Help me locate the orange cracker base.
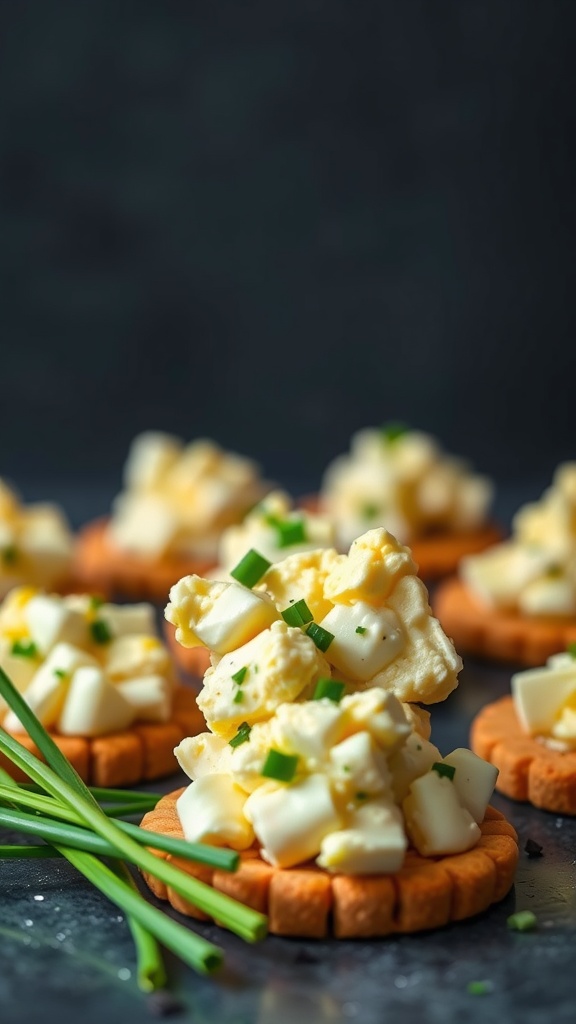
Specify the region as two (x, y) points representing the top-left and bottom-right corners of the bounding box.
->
(471, 694), (576, 814)
(0, 686), (205, 788)
(140, 791), (518, 939)
(73, 518), (216, 603)
(434, 577), (576, 666)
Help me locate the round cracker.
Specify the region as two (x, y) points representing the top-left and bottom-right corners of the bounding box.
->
(0, 686), (205, 788)
(472, 695), (576, 814)
(74, 518), (215, 602)
(139, 794), (517, 939)
(434, 577), (576, 666)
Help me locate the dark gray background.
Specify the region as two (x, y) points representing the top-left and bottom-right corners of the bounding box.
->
(0, 0), (574, 501)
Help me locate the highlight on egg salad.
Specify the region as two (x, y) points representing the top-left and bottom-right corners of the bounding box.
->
(462, 463), (576, 616)
(165, 528), (499, 875)
(106, 432), (271, 562)
(512, 646), (576, 748)
(0, 588), (176, 736)
(0, 479), (73, 599)
(319, 424), (493, 551)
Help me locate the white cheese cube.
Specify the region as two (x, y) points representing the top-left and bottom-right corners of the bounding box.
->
(116, 675), (172, 722)
(244, 774), (341, 867)
(403, 771), (480, 856)
(109, 494), (179, 557)
(329, 731), (390, 796)
(388, 733), (441, 802)
(191, 583), (277, 655)
(318, 601), (405, 681)
(340, 689), (411, 752)
(25, 596), (88, 655)
(58, 666), (135, 737)
(174, 733), (234, 781)
(98, 603), (156, 638)
(176, 775), (254, 850)
(511, 664), (576, 735)
(270, 700), (343, 766)
(105, 635), (172, 683)
(441, 748), (499, 824)
(123, 431), (181, 491)
(317, 800), (407, 874)
(461, 543), (549, 608)
(519, 577), (576, 617)
(2, 642), (97, 731)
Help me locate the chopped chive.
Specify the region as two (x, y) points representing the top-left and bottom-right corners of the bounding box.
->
(53, 669), (67, 680)
(265, 515), (308, 549)
(261, 749), (298, 783)
(416, 744), (422, 751)
(229, 722), (252, 748)
(312, 678), (345, 703)
(10, 639), (38, 659)
(281, 599), (314, 628)
(90, 619), (113, 645)
(355, 792), (368, 801)
(361, 503), (379, 520)
(355, 626), (367, 635)
(507, 910), (537, 932)
(1, 545), (18, 565)
(233, 690), (244, 704)
(89, 595), (105, 610)
(467, 981), (493, 996)
(432, 762), (456, 781)
(306, 622), (334, 653)
(231, 666), (248, 685)
(567, 642), (576, 659)
(380, 421), (408, 444)
(230, 549), (271, 588)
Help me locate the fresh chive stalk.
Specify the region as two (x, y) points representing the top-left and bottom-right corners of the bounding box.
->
(0, 844), (59, 859)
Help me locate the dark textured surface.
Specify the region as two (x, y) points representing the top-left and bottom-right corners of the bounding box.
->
(1, 658), (576, 1024)
(0, 1), (575, 485)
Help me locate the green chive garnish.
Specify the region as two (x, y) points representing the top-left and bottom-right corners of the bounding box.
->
(507, 910), (537, 932)
(1, 545), (18, 565)
(230, 549), (271, 588)
(261, 749), (298, 783)
(53, 669), (67, 680)
(231, 666), (248, 685)
(467, 981), (493, 996)
(281, 599), (314, 628)
(567, 642), (576, 659)
(233, 690), (244, 704)
(355, 626), (367, 635)
(312, 678), (345, 703)
(229, 722), (252, 748)
(380, 421), (408, 444)
(10, 639), (38, 659)
(361, 503), (379, 520)
(277, 519), (307, 548)
(306, 622), (334, 653)
(90, 619), (113, 645)
(355, 792), (368, 801)
(432, 762), (456, 781)
(89, 594), (105, 610)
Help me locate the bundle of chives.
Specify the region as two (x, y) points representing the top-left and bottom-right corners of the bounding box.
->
(0, 665), (268, 990)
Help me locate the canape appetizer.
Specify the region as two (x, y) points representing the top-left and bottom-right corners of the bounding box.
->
(435, 463), (576, 665)
(0, 588), (203, 785)
(472, 648), (576, 814)
(74, 432), (271, 601)
(0, 478), (73, 598)
(315, 425), (499, 579)
(140, 529), (518, 938)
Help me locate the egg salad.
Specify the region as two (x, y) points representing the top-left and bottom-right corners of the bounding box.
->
(165, 528), (499, 874)
(319, 425), (493, 550)
(463, 464), (576, 616)
(0, 588), (176, 736)
(212, 490), (336, 578)
(106, 432), (271, 561)
(0, 480), (73, 599)
(512, 648), (576, 748)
